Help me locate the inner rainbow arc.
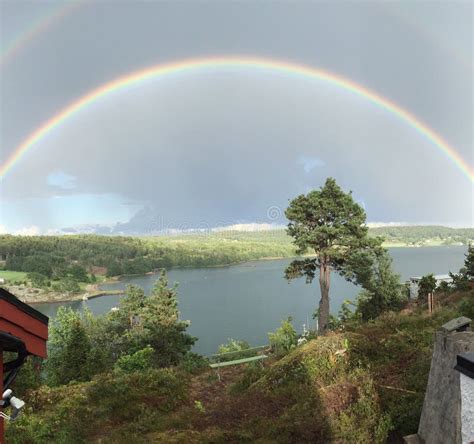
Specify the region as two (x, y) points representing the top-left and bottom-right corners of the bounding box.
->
(1, 56), (472, 183)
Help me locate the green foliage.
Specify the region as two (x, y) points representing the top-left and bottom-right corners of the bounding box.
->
(436, 280), (451, 293)
(345, 249), (405, 320)
(194, 400), (206, 414)
(229, 361), (266, 394)
(9, 356), (42, 398)
(57, 320), (91, 384)
(51, 277), (80, 293)
(450, 271), (470, 292)
(218, 338), (250, 354)
(68, 264), (89, 282)
(27, 272), (49, 288)
(0, 232), (296, 280)
(45, 308), (93, 386)
(9, 289), (472, 443)
(338, 299), (359, 323)
(418, 274), (437, 299)
(369, 225), (474, 246)
(178, 353), (209, 374)
(268, 317), (298, 356)
(331, 371), (392, 443)
(285, 177), (381, 333)
(114, 346), (154, 374)
(345, 308), (455, 435)
(45, 272), (194, 385)
(458, 295), (474, 319)
(101, 271), (195, 368)
(6, 368), (188, 443)
(463, 243), (474, 280)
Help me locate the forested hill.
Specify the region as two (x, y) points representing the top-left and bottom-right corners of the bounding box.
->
(0, 233), (296, 278)
(369, 225), (473, 246)
(0, 226), (472, 279)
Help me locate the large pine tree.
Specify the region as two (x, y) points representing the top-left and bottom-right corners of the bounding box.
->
(285, 178), (381, 333)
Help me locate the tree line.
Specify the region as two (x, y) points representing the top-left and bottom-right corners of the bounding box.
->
(0, 234), (295, 287)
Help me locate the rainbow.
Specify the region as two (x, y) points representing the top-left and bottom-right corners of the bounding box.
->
(1, 56), (473, 182)
(1, 2), (80, 68)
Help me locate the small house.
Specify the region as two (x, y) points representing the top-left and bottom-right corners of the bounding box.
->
(409, 274), (452, 299)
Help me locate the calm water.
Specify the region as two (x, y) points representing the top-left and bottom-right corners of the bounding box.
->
(34, 246), (466, 355)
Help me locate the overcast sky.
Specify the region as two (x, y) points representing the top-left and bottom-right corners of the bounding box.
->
(0, 0), (472, 233)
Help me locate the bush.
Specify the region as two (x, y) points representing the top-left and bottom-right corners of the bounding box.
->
(229, 361), (266, 394)
(89, 368), (187, 420)
(45, 308), (92, 386)
(217, 338), (250, 355)
(458, 295), (474, 319)
(6, 368), (188, 443)
(51, 278), (80, 293)
(268, 317), (298, 357)
(114, 346), (154, 374)
(178, 353), (209, 374)
(27, 272), (49, 288)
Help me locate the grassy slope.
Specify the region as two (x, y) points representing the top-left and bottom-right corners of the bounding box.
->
(0, 270), (27, 281)
(8, 289), (474, 443)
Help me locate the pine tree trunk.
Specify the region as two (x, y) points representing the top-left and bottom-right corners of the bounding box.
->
(318, 260), (331, 334)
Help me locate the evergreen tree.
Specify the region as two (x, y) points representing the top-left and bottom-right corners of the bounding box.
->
(106, 272), (195, 367)
(285, 178), (381, 333)
(46, 308), (92, 386)
(352, 250), (405, 320)
(56, 320), (91, 384)
(463, 244), (474, 281)
(418, 274), (437, 300)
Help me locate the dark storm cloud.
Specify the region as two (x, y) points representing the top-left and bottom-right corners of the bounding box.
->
(0, 1), (472, 230)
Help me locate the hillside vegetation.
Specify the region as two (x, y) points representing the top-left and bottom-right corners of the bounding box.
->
(1, 226), (472, 281)
(6, 288), (474, 443)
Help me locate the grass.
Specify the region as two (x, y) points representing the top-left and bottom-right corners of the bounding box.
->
(0, 270), (27, 282)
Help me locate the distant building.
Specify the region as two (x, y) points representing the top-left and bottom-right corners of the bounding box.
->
(409, 274), (453, 299)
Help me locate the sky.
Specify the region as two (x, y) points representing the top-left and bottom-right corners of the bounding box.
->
(0, 0), (473, 234)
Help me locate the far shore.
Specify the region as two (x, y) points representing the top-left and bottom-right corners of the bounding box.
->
(3, 242), (467, 306)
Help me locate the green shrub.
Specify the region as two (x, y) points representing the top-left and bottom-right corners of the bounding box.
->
(178, 352), (209, 374)
(114, 346), (154, 374)
(458, 295), (474, 319)
(218, 338), (250, 354)
(229, 361), (266, 394)
(332, 371), (391, 443)
(89, 368), (187, 421)
(7, 368), (188, 443)
(268, 317), (298, 357)
(51, 278), (80, 293)
(27, 272), (49, 288)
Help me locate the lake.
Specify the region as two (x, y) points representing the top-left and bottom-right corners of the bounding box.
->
(34, 246), (466, 355)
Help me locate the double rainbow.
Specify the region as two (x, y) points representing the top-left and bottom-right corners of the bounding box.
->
(1, 56), (472, 182)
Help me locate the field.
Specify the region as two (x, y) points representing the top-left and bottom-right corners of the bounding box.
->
(0, 270), (27, 282)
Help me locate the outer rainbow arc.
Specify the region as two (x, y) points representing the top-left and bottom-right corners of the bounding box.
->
(1, 56), (473, 182)
(1, 1), (81, 68)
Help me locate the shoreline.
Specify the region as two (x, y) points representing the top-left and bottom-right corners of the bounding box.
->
(4, 281), (125, 306)
(4, 243), (467, 305)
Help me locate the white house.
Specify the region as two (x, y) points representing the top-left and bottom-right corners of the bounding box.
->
(409, 274), (453, 299)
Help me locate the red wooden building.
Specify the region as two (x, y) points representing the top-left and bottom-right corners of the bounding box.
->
(0, 288), (48, 442)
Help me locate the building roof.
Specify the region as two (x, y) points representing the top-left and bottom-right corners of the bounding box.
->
(0, 287), (49, 325)
(410, 274), (452, 281)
